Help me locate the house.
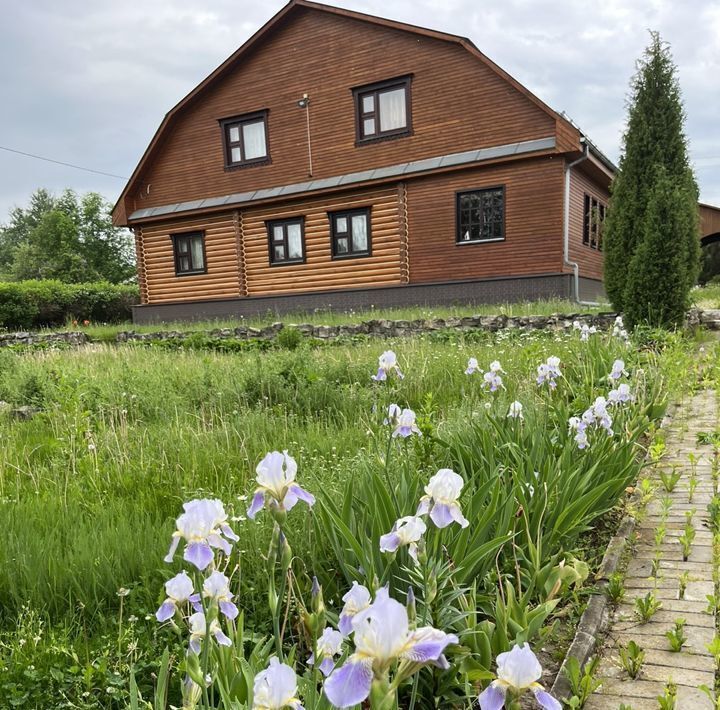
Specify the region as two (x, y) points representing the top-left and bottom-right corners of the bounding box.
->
(112, 0), (616, 323)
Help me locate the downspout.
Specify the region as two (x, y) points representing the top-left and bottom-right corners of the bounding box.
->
(563, 139), (589, 303)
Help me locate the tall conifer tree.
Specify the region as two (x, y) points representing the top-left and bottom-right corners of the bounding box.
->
(603, 32), (699, 320)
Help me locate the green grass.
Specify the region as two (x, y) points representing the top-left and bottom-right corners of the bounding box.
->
(692, 283), (720, 309)
(0, 325), (707, 708)
(40, 297), (608, 342)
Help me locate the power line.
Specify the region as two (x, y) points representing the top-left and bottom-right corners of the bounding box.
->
(0, 145), (129, 180)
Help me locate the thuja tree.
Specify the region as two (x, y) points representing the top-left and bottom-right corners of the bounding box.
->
(603, 32), (699, 324)
(624, 166), (697, 327)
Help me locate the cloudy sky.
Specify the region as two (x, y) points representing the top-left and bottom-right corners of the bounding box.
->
(1, 0), (718, 224)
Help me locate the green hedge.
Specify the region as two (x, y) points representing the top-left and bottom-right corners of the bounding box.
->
(0, 280), (139, 329)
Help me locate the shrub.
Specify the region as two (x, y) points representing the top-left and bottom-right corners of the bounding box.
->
(0, 280), (139, 329)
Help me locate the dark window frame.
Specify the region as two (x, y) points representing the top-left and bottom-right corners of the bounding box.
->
(171, 231), (207, 276)
(328, 207), (372, 259)
(266, 217), (306, 266)
(219, 110), (270, 170)
(352, 75), (413, 145)
(582, 193), (607, 251)
(455, 186), (506, 245)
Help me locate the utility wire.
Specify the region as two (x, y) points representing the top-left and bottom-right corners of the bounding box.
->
(0, 145), (129, 180)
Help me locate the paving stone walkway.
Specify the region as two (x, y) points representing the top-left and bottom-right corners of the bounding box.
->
(585, 390), (718, 709)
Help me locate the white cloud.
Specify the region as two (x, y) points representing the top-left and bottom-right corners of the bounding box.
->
(0, 0), (717, 221)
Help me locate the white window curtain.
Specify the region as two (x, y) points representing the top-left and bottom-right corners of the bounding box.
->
(243, 121), (267, 159)
(351, 215), (368, 251)
(190, 237), (205, 270)
(287, 224), (303, 259)
(379, 88), (406, 132)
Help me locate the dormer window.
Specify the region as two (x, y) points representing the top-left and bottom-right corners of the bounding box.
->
(352, 76), (412, 144)
(219, 110), (269, 168)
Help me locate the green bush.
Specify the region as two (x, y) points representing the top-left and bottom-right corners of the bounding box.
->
(0, 280), (139, 329)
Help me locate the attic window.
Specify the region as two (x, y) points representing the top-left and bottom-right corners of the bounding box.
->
(219, 111), (269, 168)
(352, 76), (412, 144)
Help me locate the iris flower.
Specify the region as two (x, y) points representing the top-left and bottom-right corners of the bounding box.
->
(507, 401), (524, 419)
(383, 403), (402, 425)
(252, 657), (304, 709)
(247, 451), (315, 520)
(536, 356), (561, 389)
(608, 359), (628, 381)
(308, 627), (344, 676)
(465, 357), (481, 375)
(155, 571), (196, 622)
(416, 469), (469, 529)
(372, 350), (404, 382)
(609, 383), (633, 404)
(203, 570), (239, 620)
(392, 408), (422, 438)
(380, 515), (427, 562)
(188, 611), (232, 655)
(323, 588), (457, 708)
(338, 582), (372, 636)
(165, 499), (239, 571)
(478, 643), (560, 710)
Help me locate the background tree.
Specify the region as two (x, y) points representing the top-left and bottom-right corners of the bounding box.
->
(603, 32), (700, 322)
(0, 189), (136, 283)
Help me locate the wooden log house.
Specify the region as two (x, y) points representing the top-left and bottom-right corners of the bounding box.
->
(112, 0), (616, 322)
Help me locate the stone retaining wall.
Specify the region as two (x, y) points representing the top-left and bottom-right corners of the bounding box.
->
(115, 312), (619, 344)
(2, 308), (718, 348)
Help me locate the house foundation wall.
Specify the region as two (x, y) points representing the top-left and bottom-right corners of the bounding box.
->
(131, 273), (604, 324)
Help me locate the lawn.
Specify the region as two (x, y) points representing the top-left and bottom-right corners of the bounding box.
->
(0, 323), (710, 708)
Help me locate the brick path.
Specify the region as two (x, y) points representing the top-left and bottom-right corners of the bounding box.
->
(585, 391), (718, 709)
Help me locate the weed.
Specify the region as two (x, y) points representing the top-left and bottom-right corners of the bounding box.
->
(665, 619), (687, 652)
(635, 592), (662, 623)
(607, 573), (625, 605)
(618, 640), (645, 679)
(658, 468), (682, 493)
(563, 656), (601, 708)
(657, 680), (677, 709)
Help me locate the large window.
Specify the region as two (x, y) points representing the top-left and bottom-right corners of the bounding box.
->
(267, 218), (305, 265)
(583, 194), (606, 250)
(329, 208), (371, 258)
(219, 111), (269, 168)
(353, 76), (412, 143)
(172, 232), (206, 275)
(456, 187), (505, 243)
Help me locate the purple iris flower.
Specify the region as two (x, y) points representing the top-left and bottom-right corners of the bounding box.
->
(307, 627), (344, 677)
(383, 403), (402, 425)
(536, 356), (561, 389)
(203, 570), (239, 620)
(465, 357), (481, 375)
(252, 657), (304, 709)
(323, 588), (457, 708)
(188, 611), (232, 655)
(371, 350), (404, 382)
(337, 582), (371, 637)
(379, 515), (427, 562)
(478, 643), (560, 710)
(156, 571), (197, 622)
(416, 469), (469, 529)
(392, 408), (422, 438)
(608, 359), (628, 381)
(609, 383), (633, 404)
(247, 451), (315, 520)
(164, 499), (239, 571)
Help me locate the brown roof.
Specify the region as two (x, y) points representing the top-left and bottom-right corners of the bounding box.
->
(113, 0), (577, 219)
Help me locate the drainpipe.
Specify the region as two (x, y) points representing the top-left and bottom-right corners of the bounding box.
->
(563, 139), (589, 303)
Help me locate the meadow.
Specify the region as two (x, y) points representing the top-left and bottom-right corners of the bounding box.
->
(0, 322), (711, 708)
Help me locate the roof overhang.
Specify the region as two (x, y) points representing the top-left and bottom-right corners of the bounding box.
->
(127, 136), (556, 224)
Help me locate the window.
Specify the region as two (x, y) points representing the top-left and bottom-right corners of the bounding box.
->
(267, 218), (305, 265)
(329, 208), (371, 258)
(456, 187), (505, 243)
(172, 232), (206, 275)
(583, 194), (607, 250)
(219, 111), (269, 168)
(353, 76), (412, 143)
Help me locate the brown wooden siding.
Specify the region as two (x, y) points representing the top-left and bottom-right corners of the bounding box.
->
(134, 227), (149, 304)
(242, 186), (402, 296)
(700, 204), (720, 238)
(123, 7), (556, 218)
(141, 214), (241, 303)
(406, 157), (565, 283)
(568, 166), (609, 281)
